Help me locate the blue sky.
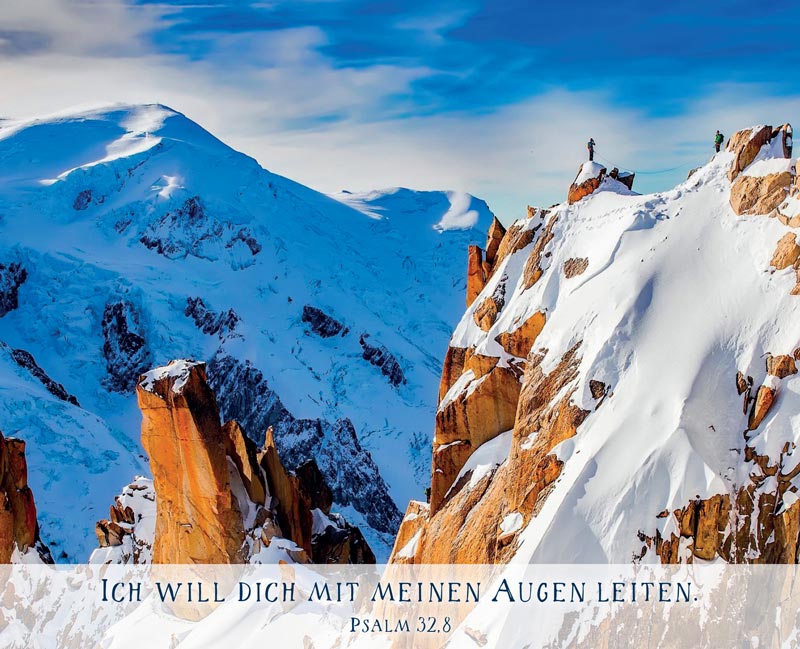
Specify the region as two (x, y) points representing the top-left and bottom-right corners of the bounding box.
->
(4, 0), (800, 221)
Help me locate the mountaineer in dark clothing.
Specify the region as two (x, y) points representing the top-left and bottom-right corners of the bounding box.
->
(587, 138), (596, 161)
(714, 130), (724, 153)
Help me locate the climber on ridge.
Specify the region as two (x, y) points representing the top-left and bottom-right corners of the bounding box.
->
(714, 130), (724, 153)
(587, 138), (596, 161)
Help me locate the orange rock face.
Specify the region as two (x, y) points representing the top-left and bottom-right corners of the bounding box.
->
(395, 343), (588, 564)
(0, 432), (48, 563)
(260, 427), (314, 555)
(466, 245), (486, 307)
(390, 500), (429, 561)
(730, 171), (792, 216)
(494, 311), (546, 359)
(260, 427), (375, 564)
(138, 361), (248, 564)
(521, 215), (557, 290)
(223, 420), (266, 505)
(396, 209), (593, 564)
(766, 354), (797, 379)
(491, 220), (537, 274)
(568, 164), (606, 204)
(748, 384), (776, 430)
(484, 216), (506, 268)
(431, 364), (521, 512)
(770, 232), (800, 270)
(463, 350), (499, 379)
(473, 293), (504, 331)
(100, 360), (375, 566)
(641, 441), (800, 564)
(438, 346), (467, 402)
(414, 210), (573, 557)
(727, 125), (774, 181)
(777, 206), (800, 229)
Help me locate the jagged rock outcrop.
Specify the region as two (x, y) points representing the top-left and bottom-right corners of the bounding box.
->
(748, 383), (776, 431)
(312, 514), (375, 564)
(640, 354), (800, 563)
(101, 359), (375, 565)
(397, 342), (588, 563)
(563, 257), (589, 278)
(138, 360), (247, 564)
(139, 196), (262, 266)
(730, 171), (792, 216)
(95, 495), (136, 548)
(589, 379), (607, 401)
(0, 262), (27, 317)
(301, 305), (348, 338)
(0, 431), (50, 563)
(94, 477), (154, 563)
(7, 346), (79, 405)
(568, 162), (606, 204)
(102, 299), (151, 393)
(494, 311), (546, 359)
(468, 211), (540, 303)
(640, 447), (800, 564)
(728, 124), (794, 216)
(261, 428), (375, 564)
(467, 245), (486, 307)
(276, 416), (402, 535)
(609, 167), (635, 190)
(727, 125), (774, 181)
(491, 213), (539, 272)
(521, 214), (557, 290)
(389, 499), (429, 559)
(206, 353), (402, 536)
(770, 233), (800, 270)
(767, 353), (797, 379)
(359, 333), (406, 386)
(473, 280), (506, 331)
(428, 207), (552, 517)
(777, 162), (800, 226)
(484, 217), (506, 268)
(185, 297), (240, 339)
(431, 364), (521, 512)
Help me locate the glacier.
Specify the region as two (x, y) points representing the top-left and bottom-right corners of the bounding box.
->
(0, 103), (494, 561)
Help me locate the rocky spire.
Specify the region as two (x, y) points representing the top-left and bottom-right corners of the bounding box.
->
(95, 359), (375, 565)
(0, 431), (51, 563)
(137, 360), (246, 564)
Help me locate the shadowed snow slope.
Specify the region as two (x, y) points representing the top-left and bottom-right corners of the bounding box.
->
(0, 103), (493, 561)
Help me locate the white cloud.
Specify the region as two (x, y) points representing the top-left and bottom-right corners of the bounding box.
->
(236, 85), (800, 223)
(3, 0), (800, 225)
(2, 0), (158, 55)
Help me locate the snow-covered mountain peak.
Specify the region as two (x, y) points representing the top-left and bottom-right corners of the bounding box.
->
(333, 187), (493, 233)
(0, 104), (223, 191)
(0, 103), (494, 561)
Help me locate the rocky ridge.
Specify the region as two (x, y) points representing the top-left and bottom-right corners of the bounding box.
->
(92, 360), (375, 565)
(391, 122), (800, 566)
(0, 429), (50, 563)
